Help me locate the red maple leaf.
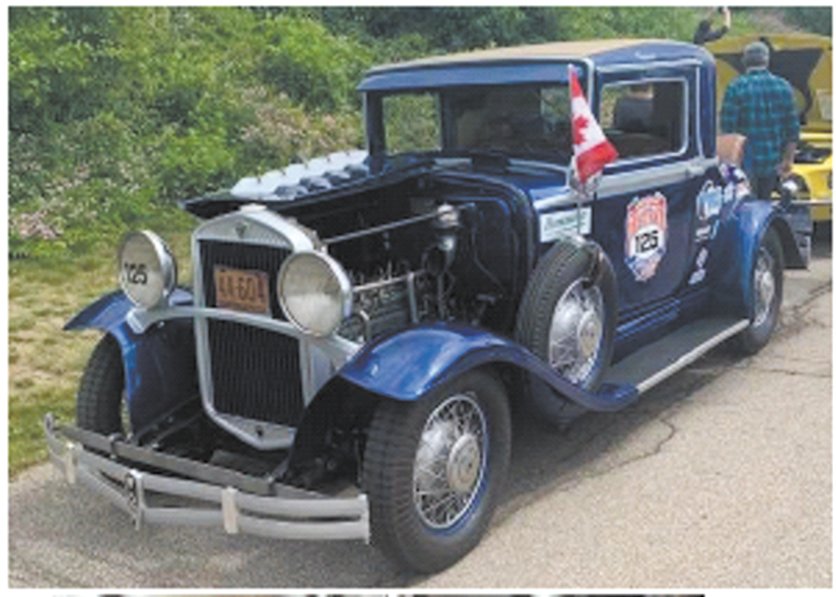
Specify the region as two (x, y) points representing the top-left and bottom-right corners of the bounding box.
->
(572, 114), (588, 146)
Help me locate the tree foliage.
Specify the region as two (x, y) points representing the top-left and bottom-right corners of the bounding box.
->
(8, 6), (829, 257)
(783, 7), (832, 36)
(9, 7), (366, 256)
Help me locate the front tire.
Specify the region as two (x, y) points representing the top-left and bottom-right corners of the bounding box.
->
(76, 334), (127, 434)
(363, 370), (511, 572)
(733, 227), (784, 355)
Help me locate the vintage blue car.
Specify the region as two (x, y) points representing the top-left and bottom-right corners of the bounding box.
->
(46, 39), (809, 572)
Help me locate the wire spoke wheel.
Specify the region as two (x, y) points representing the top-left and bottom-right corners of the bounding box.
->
(548, 279), (604, 384)
(364, 370), (510, 572)
(412, 392), (487, 529)
(733, 228), (784, 356)
(753, 248), (776, 327)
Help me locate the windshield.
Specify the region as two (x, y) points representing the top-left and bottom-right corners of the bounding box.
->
(378, 83), (573, 162)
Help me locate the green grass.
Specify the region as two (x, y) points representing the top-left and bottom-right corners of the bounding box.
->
(8, 208), (195, 477)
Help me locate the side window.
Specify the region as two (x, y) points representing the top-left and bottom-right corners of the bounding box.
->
(600, 80), (686, 160)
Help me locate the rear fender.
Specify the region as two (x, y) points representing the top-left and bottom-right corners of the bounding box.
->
(337, 322), (637, 412)
(65, 289), (198, 430)
(711, 200), (804, 319)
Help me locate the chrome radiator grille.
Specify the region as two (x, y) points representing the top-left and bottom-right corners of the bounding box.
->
(206, 319), (305, 425)
(198, 239), (303, 427)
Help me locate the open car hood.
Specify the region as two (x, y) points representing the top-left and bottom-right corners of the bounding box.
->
(708, 34), (832, 133)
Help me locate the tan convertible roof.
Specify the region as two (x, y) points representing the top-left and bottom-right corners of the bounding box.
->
(369, 38), (664, 72)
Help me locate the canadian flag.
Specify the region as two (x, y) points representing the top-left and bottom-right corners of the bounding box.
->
(569, 65), (618, 185)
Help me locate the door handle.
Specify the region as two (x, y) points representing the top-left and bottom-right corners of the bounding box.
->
(686, 163), (706, 177)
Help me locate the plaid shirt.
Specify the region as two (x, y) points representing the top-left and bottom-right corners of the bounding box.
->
(720, 68), (800, 177)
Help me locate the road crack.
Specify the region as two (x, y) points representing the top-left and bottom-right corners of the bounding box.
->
(741, 365), (831, 379)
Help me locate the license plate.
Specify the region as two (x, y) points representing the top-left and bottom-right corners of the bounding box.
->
(213, 266), (270, 314)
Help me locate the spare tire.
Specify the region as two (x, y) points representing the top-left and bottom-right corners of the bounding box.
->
(515, 239), (617, 421)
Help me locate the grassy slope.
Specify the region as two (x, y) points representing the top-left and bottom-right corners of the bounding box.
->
(8, 213), (194, 476)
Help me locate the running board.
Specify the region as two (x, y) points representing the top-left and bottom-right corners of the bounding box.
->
(604, 317), (750, 395)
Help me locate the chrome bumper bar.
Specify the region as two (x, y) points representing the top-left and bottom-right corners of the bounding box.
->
(44, 414), (370, 542)
(788, 199), (832, 206)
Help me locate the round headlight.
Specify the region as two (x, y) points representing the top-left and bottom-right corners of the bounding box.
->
(118, 231), (177, 309)
(277, 251), (352, 337)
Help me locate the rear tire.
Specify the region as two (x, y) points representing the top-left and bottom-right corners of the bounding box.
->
(733, 228), (784, 355)
(363, 369), (511, 573)
(76, 334), (127, 434)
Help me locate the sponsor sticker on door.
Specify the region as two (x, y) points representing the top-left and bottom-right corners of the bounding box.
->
(539, 207), (592, 242)
(625, 192), (667, 282)
(695, 180), (723, 241)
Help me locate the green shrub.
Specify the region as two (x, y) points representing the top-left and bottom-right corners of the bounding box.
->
(260, 15), (372, 112)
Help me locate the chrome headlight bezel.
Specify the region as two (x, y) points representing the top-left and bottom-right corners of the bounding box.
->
(118, 230), (177, 309)
(277, 250), (352, 337)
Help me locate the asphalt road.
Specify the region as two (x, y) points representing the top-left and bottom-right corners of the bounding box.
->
(9, 238), (832, 588)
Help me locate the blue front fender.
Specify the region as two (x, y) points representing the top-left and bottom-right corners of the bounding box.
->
(65, 289), (198, 430)
(338, 322), (637, 412)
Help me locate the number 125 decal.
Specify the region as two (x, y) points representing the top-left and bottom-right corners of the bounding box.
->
(625, 193), (668, 282)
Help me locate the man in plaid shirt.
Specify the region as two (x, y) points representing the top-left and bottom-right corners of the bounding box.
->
(720, 41), (800, 199)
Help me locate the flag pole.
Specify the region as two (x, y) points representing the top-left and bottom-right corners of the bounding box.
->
(570, 156), (589, 237)
(568, 62), (617, 238)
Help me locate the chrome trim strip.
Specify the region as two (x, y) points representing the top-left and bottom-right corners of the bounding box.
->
(636, 319), (749, 394)
(695, 64), (704, 158)
(596, 58), (703, 73)
(597, 157), (718, 199)
(795, 199), (833, 206)
(580, 57), (595, 108)
(533, 156), (719, 209)
(533, 190), (580, 211)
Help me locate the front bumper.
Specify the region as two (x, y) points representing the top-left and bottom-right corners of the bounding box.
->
(44, 414), (370, 542)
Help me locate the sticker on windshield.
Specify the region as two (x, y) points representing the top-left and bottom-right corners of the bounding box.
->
(625, 192), (667, 282)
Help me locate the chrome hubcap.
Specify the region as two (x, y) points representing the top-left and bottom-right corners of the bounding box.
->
(549, 280), (604, 384)
(413, 393), (487, 529)
(753, 249), (775, 327)
(577, 310), (603, 361)
(446, 434), (481, 493)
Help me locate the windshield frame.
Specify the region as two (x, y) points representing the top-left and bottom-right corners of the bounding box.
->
(363, 60), (590, 166)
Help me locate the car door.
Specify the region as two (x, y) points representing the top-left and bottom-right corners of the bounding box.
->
(590, 64), (710, 317)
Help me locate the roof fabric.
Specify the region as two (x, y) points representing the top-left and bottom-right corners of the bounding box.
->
(367, 38), (703, 73)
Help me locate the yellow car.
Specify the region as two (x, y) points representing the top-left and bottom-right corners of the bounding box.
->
(709, 33), (832, 222)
